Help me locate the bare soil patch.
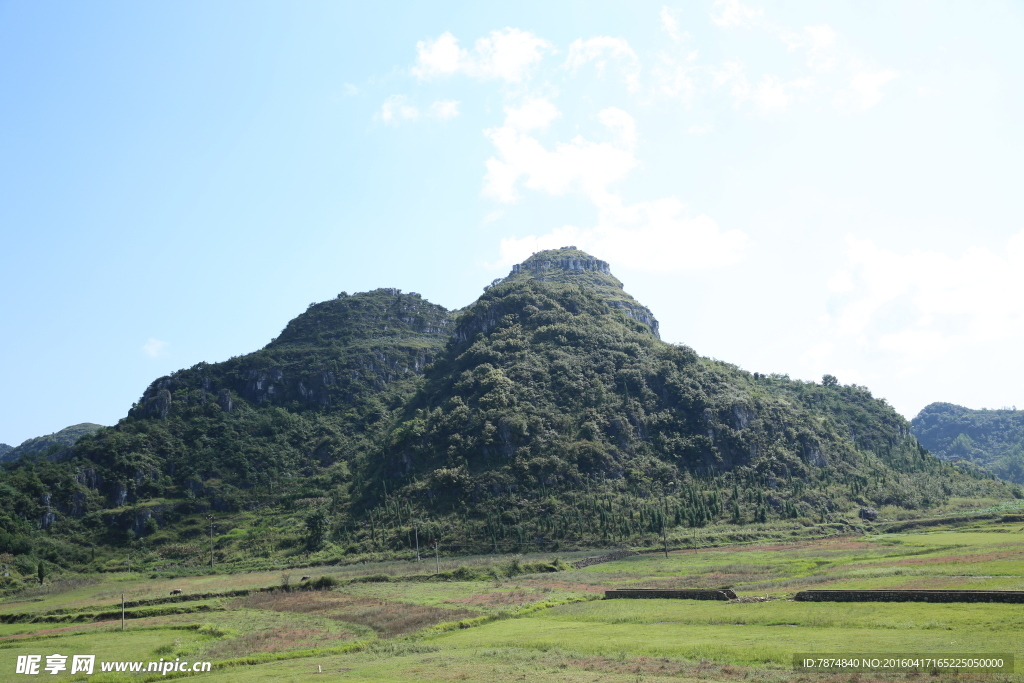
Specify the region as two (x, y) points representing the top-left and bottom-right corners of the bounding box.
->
(235, 591), (477, 638)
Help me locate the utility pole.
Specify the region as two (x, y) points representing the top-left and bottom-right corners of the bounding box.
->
(434, 542), (440, 575)
(661, 490), (669, 559)
(207, 515), (216, 571)
(121, 594), (125, 631)
(415, 526), (420, 562)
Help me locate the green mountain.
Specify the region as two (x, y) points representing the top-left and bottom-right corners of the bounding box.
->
(912, 402), (1024, 484)
(0, 423), (104, 463)
(0, 249), (1015, 576)
(493, 246), (660, 336)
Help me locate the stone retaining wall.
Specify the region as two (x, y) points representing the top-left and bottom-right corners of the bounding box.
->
(572, 550), (637, 569)
(795, 590), (1024, 603)
(605, 588), (737, 600)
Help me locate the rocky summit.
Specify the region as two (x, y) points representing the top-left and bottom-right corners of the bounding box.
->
(0, 249), (1016, 574)
(495, 246), (660, 337)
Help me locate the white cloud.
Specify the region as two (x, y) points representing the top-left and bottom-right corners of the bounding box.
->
(803, 25), (838, 72)
(482, 107), (638, 204)
(713, 62), (812, 113)
(597, 107), (637, 148)
(378, 96), (460, 124)
(428, 99), (461, 119)
(564, 36), (641, 90)
(482, 209), (505, 225)
(704, 9), (897, 116)
(710, 0), (764, 28)
(652, 51), (700, 103)
(413, 28), (550, 83)
(835, 68), (899, 110)
(378, 95), (420, 124)
(712, 60), (750, 101)
(660, 6), (685, 42)
(143, 338), (169, 358)
(494, 196), (748, 272)
(826, 269), (854, 293)
(824, 232), (1024, 362)
(481, 90), (748, 274)
(687, 124), (714, 135)
(780, 24), (838, 73)
(412, 32), (465, 79)
(503, 97), (560, 131)
(752, 74), (790, 112)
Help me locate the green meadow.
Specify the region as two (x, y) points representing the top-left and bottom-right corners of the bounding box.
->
(3, 514), (1024, 682)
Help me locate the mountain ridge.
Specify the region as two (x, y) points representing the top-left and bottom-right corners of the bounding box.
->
(493, 246), (660, 337)
(912, 402), (1024, 484)
(0, 249), (1016, 578)
(0, 423), (104, 464)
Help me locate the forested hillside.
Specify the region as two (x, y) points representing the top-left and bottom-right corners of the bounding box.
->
(0, 249), (1015, 581)
(912, 402), (1024, 484)
(0, 423), (104, 464)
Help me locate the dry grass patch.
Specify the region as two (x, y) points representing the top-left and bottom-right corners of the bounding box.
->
(205, 625), (350, 658)
(885, 550), (1024, 566)
(236, 590), (476, 638)
(447, 588), (545, 607)
(0, 621), (110, 640)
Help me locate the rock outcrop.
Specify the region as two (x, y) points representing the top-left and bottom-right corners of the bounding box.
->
(498, 247), (661, 338)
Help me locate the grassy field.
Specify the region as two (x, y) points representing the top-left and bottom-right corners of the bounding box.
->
(3, 514), (1024, 682)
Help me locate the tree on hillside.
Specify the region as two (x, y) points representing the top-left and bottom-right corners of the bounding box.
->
(305, 508), (330, 551)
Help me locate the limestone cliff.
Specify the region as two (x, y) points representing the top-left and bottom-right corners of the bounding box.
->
(490, 247), (660, 338)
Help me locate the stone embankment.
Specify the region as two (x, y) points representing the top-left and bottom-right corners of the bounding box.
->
(605, 589), (738, 600)
(572, 550), (637, 569)
(795, 590), (1024, 603)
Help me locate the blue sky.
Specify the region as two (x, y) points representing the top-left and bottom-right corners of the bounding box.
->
(2, 0), (1023, 445)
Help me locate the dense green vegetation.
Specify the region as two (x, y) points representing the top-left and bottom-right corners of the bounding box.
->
(2, 517), (1023, 682)
(0, 422), (103, 463)
(0, 249), (1017, 584)
(912, 402), (1024, 484)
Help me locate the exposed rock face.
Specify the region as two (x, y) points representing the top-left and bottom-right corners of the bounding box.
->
(70, 490), (88, 518)
(608, 301), (660, 338)
(75, 468), (101, 489)
(217, 389), (233, 412)
(40, 493), (56, 529)
(112, 485), (128, 508)
(495, 247), (662, 339)
(511, 255), (612, 277)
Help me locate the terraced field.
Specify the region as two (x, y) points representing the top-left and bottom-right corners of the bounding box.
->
(3, 515), (1024, 681)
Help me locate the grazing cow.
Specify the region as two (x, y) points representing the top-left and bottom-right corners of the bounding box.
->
(170, 589), (182, 595)
(300, 575), (311, 581)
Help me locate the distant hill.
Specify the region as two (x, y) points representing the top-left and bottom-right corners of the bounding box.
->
(0, 423), (104, 463)
(0, 249), (1015, 574)
(912, 403), (1024, 484)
